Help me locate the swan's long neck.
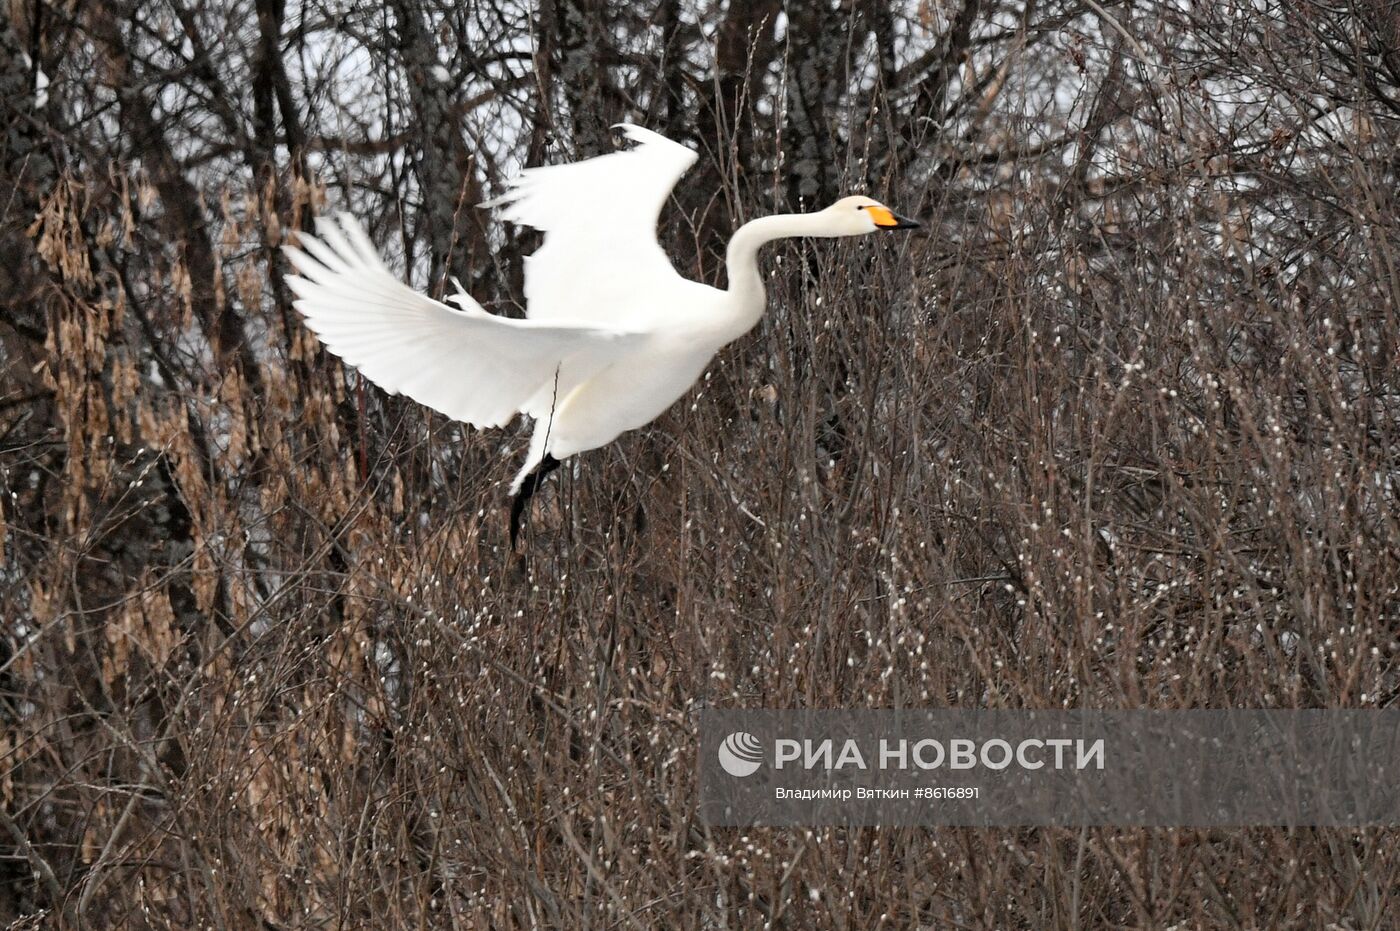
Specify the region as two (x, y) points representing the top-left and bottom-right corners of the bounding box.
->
(722, 212), (830, 334)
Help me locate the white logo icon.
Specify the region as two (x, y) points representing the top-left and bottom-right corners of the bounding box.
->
(718, 732), (763, 777)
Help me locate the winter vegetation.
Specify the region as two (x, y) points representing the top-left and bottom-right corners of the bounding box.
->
(2, 0), (1399, 926)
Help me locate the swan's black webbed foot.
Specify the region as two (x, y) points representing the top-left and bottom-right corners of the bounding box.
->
(510, 454), (561, 549)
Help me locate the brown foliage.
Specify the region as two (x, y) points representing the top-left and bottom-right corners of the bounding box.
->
(2, 0), (1399, 927)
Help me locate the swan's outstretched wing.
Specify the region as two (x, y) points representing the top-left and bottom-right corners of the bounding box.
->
(284, 214), (643, 429)
(483, 124), (698, 327)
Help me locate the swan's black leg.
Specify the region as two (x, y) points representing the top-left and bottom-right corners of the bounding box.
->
(510, 454), (561, 549)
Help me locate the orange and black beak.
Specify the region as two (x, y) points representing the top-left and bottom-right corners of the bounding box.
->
(867, 205), (922, 231)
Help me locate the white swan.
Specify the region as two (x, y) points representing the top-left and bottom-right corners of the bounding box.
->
(283, 124), (919, 544)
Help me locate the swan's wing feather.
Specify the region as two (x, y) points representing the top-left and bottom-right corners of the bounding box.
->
(284, 214), (642, 429)
(483, 124), (698, 326)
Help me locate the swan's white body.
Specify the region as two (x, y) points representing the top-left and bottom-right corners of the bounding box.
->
(283, 125), (916, 500)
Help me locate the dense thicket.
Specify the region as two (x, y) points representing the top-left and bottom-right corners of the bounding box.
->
(3, 0), (1399, 926)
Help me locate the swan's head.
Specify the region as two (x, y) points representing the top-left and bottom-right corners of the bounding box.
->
(822, 195), (922, 236)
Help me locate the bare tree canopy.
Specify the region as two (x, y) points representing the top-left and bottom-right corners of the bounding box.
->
(3, 0), (1399, 926)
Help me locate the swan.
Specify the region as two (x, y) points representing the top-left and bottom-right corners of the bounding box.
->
(283, 124), (920, 545)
